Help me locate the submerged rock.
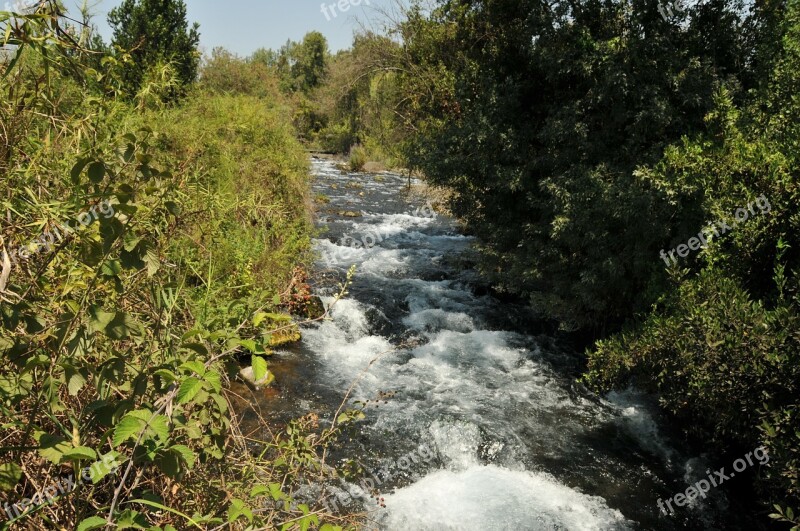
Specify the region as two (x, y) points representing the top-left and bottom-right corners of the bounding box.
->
(239, 365), (274, 389)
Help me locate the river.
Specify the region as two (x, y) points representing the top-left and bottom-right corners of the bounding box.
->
(260, 157), (762, 530)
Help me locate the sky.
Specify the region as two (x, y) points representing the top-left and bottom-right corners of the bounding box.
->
(54, 0), (404, 56)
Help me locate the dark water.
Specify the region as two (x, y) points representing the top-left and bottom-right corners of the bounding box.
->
(254, 157), (765, 530)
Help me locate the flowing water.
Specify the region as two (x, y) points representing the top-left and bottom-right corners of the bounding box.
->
(258, 157), (763, 530)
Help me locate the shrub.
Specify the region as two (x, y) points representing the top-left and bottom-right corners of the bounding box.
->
(348, 144), (368, 172)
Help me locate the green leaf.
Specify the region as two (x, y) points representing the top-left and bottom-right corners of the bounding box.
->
(63, 446), (98, 461)
(113, 414), (145, 447)
(65, 365), (87, 396)
(227, 499), (253, 523)
(177, 377), (202, 404)
(71, 159), (90, 185)
(88, 306), (115, 334)
(169, 445), (196, 470)
(87, 161), (106, 183)
(101, 259), (123, 277)
(251, 356), (268, 382)
(164, 201), (181, 216)
(36, 432), (72, 464)
(250, 485), (270, 497)
(0, 462), (22, 492)
(77, 516), (107, 531)
(105, 312), (141, 340)
(144, 248), (160, 277)
(238, 339), (258, 352)
(180, 361), (206, 377)
(203, 371), (222, 393)
(153, 369), (178, 385)
(182, 343), (208, 357)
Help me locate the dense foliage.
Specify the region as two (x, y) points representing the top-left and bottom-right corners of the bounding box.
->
(108, 0), (200, 100)
(0, 3), (359, 529)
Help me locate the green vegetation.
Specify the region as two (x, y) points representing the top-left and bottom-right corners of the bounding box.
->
(109, 0), (200, 100)
(0, 2), (359, 529)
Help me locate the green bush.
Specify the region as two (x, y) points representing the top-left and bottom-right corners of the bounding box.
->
(348, 144), (368, 172)
(0, 9), (356, 530)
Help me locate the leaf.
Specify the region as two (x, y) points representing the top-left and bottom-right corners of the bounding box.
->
(182, 343), (208, 357)
(144, 248), (160, 277)
(100, 259), (123, 277)
(153, 369), (178, 385)
(88, 306), (115, 334)
(124, 499), (204, 529)
(203, 371), (222, 393)
(227, 499), (253, 523)
(114, 410), (168, 447)
(164, 201), (181, 216)
(105, 312), (141, 340)
(77, 516), (107, 531)
(113, 414), (145, 447)
(250, 485), (270, 497)
(63, 446), (98, 461)
(177, 377), (202, 404)
(169, 445), (196, 470)
(36, 432), (72, 464)
(71, 159), (90, 185)
(87, 161), (106, 183)
(180, 360), (206, 377)
(0, 462), (22, 492)
(253, 312), (268, 327)
(65, 365), (87, 396)
(238, 339), (258, 352)
(251, 356), (268, 382)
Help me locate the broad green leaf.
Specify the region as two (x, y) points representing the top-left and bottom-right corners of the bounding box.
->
(36, 432), (72, 464)
(87, 161), (106, 183)
(100, 259), (123, 277)
(182, 343), (208, 357)
(71, 158), (90, 185)
(169, 445), (196, 470)
(238, 339), (258, 352)
(113, 414), (144, 447)
(105, 312), (141, 340)
(227, 499), (253, 523)
(76, 516), (107, 531)
(88, 306), (115, 334)
(177, 377), (202, 404)
(179, 361), (206, 377)
(203, 371), (222, 393)
(251, 356), (268, 382)
(164, 201), (181, 216)
(63, 446), (98, 461)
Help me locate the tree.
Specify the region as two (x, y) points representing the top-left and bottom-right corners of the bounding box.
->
(290, 31), (328, 93)
(108, 0), (200, 99)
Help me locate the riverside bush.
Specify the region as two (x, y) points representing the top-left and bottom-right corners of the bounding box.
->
(0, 5), (358, 529)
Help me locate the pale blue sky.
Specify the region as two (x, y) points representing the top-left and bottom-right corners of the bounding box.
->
(61, 0), (402, 56)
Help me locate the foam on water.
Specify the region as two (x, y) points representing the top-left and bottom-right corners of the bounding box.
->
(378, 465), (631, 531)
(303, 158), (744, 530)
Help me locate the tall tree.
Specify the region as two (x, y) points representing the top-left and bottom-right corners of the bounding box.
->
(108, 0), (200, 99)
(291, 31), (328, 93)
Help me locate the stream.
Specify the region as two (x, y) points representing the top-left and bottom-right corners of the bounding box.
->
(256, 157), (763, 530)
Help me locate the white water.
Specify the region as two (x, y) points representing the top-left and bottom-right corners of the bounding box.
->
(300, 158), (739, 530)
